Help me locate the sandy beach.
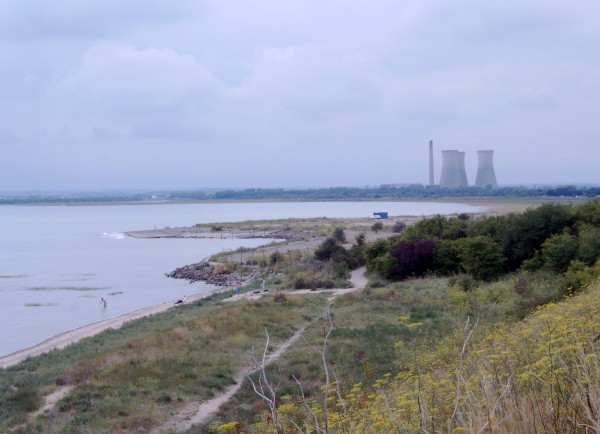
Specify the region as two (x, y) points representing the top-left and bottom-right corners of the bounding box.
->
(0, 287), (232, 369)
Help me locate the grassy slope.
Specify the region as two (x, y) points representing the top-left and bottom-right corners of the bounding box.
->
(218, 275), (599, 433)
(198, 271), (566, 432)
(1, 292), (327, 433)
(2, 268), (591, 433)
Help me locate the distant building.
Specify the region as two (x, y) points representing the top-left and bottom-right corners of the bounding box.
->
(474, 150), (498, 188)
(380, 183), (422, 188)
(439, 150), (468, 188)
(436, 148), (498, 188)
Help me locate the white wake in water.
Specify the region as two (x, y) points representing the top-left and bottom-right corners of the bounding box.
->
(102, 232), (125, 240)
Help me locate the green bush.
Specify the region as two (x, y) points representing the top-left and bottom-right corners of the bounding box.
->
(371, 222), (383, 232)
(332, 227), (346, 243)
(460, 236), (506, 281)
(269, 251), (285, 265)
(560, 260), (600, 294)
(576, 224), (600, 264)
(540, 231), (578, 272)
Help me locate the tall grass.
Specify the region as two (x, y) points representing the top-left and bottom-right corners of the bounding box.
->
(242, 279), (600, 433)
(1, 293), (325, 433)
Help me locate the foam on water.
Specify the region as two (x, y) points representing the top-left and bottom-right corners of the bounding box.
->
(102, 232), (126, 239)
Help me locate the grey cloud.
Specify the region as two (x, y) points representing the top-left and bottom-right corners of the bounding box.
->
(1, 0), (599, 190)
(131, 121), (211, 142)
(55, 44), (220, 116)
(0, 1), (199, 41)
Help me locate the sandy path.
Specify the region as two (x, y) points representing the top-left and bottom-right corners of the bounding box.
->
(0, 288), (233, 369)
(153, 267), (368, 432)
(152, 324), (309, 434)
(224, 267), (368, 303)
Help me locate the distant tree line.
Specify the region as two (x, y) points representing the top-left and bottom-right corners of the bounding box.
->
(2, 184), (598, 205)
(211, 185), (570, 200)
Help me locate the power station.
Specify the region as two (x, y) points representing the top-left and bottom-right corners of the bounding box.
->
(474, 150), (498, 188)
(428, 141), (498, 188)
(439, 150), (469, 188)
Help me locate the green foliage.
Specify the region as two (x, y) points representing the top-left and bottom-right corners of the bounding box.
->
(3, 382), (42, 414)
(371, 221), (383, 232)
(466, 215), (510, 245)
(364, 239), (392, 274)
(576, 224), (600, 264)
(560, 259), (600, 294)
(332, 227), (346, 243)
(432, 238), (467, 275)
(460, 236), (506, 281)
(520, 250), (544, 272)
(540, 231), (578, 272)
(403, 215), (467, 240)
(364, 238), (391, 262)
(448, 274), (478, 292)
(348, 243), (366, 267)
(314, 237), (344, 261)
(269, 251), (284, 265)
(503, 202), (574, 269)
(572, 198), (600, 226)
(364, 201), (600, 283)
(368, 255), (396, 278)
(354, 232), (366, 246)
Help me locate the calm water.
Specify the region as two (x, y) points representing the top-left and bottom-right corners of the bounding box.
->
(0, 201), (486, 357)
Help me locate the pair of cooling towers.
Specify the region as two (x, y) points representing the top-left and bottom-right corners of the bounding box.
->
(428, 140), (498, 189)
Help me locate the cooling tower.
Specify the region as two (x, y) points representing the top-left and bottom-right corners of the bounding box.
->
(429, 140), (434, 186)
(439, 150), (469, 188)
(474, 150), (497, 188)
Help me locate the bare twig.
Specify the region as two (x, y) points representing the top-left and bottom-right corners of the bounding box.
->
(293, 374), (322, 433)
(246, 328), (280, 433)
(451, 315), (480, 428)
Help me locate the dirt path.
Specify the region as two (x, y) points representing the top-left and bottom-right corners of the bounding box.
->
(224, 267), (368, 303)
(151, 324), (309, 433)
(31, 386), (74, 418)
(153, 267), (368, 432)
(6, 385), (74, 433)
(0, 288), (234, 369)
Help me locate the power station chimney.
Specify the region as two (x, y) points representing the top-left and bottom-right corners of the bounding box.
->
(474, 150), (497, 188)
(439, 150), (469, 188)
(428, 140), (434, 186)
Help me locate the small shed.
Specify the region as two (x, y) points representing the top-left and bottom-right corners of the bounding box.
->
(372, 212), (388, 219)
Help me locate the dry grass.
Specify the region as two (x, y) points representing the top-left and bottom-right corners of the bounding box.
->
(242, 279), (600, 433)
(2, 294), (327, 433)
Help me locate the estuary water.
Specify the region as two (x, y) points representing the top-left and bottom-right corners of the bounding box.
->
(0, 201), (486, 357)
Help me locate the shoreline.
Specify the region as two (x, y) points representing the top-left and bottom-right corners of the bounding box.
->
(0, 198), (563, 369)
(8, 196), (582, 209)
(0, 285), (234, 369)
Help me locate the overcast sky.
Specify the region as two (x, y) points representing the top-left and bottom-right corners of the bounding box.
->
(0, 1), (599, 191)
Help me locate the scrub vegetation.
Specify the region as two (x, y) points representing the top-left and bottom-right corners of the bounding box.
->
(2, 200), (600, 433)
(0, 290), (326, 433)
(238, 280), (600, 433)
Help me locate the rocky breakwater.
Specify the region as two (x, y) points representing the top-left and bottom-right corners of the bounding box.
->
(166, 262), (254, 287)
